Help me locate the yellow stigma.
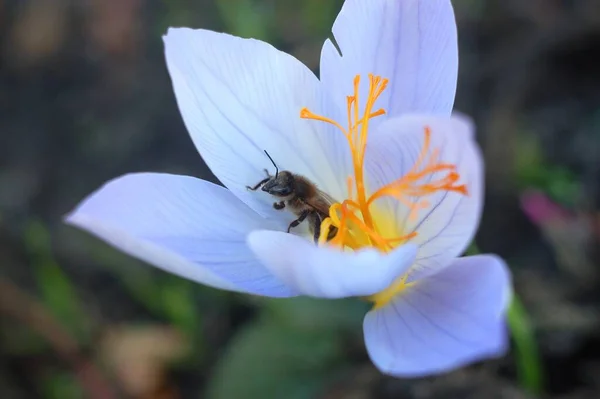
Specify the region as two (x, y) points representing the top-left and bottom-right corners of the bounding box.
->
(300, 74), (468, 308)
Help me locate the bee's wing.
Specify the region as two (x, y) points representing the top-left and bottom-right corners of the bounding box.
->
(317, 189), (338, 206)
(305, 189), (338, 215)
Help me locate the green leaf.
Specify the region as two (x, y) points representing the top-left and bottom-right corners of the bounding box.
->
(82, 234), (167, 315)
(508, 295), (544, 395)
(0, 324), (48, 355)
(25, 220), (89, 342)
(302, 0), (340, 36)
(262, 296), (368, 332)
(160, 277), (202, 338)
(514, 132), (580, 205)
(216, 0), (273, 40)
(80, 232), (210, 349)
(515, 133), (545, 187)
(546, 168), (579, 206)
(40, 371), (82, 399)
(205, 318), (343, 399)
(160, 0), (198, 32)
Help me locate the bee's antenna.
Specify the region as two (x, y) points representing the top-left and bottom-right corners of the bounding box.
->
(263, 150), (278, 178)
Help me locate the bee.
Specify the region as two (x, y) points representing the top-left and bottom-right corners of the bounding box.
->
(246, 151), (338, 243)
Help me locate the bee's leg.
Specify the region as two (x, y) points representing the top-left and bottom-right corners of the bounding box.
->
(287, 210), (309, 233)
(313, 215), (337, 244)
(246, 177), (270, 191)
(327, 225), (338, 241)
(312, 217), (321, 243)
(246, 169), (272, 190)
(273, 201), (285, 210)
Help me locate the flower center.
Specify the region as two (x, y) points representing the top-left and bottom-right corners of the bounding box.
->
(300, 74), (468, 306)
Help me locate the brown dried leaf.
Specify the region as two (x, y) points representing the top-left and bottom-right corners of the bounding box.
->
(100, 325), (189, 399)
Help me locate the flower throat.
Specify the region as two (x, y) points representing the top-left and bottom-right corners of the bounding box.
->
(300, 74), (468, 253)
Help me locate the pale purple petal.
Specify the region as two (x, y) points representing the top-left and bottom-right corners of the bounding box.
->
(247, 230), (418, 298)
(164, 28), (350, 218)
(365, 114), (482, 281)
(364, 255), (511, 377)
(66, 173), (296, 297)
(321, 0), (458, 119)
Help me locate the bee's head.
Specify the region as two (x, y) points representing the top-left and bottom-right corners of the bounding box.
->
(262, 171), (294, 197)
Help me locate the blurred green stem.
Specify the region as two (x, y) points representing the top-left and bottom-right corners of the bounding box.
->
(508, 295), (543, 396)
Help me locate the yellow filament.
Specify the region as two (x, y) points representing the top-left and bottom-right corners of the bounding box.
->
(367, 275), (415, 309)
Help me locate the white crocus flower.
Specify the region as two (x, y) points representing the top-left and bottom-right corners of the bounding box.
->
(67, 0), (511, 377)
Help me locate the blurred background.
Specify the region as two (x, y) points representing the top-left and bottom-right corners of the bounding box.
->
(1, 0), (599, 398)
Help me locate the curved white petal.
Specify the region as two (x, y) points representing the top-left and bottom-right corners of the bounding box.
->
(364, 255), (511, 377)
(65, 173), (296, 297)
(321, 0), (458, 118)
(163, 28), (350, 220)
(365, 114), (482, 281)
(247, 230), (418, 298)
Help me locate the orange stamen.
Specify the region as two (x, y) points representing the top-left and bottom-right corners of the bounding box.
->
(367, 127), (468, 215)
(301, 74), (468, 253)
(300, 108), (347, 137)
